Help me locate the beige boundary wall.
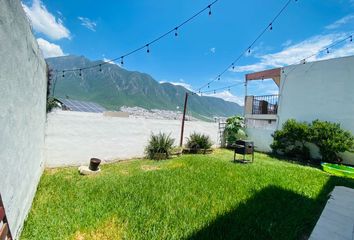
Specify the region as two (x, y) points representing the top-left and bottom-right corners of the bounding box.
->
(0, 0), (47, 238)
(45, 111), (220, 167)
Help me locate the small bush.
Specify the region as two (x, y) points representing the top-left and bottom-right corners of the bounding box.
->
(271, 119), (310, 160)
(186, 132), (212, 152)
(46, 97), (58, 113)
(224, 116), (246, 147)
(309, 120), (354, 162)
(271, 119), (354, 163)
(145, 132), (175, 160)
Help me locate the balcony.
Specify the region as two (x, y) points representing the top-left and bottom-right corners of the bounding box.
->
(245, 94), (278, 118)
(252, 95), (278, 114)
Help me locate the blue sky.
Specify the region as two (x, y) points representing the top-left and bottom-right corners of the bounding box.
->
(22, 0), (354, 105)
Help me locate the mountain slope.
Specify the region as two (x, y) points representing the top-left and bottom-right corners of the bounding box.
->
(47, 55), (243, 119)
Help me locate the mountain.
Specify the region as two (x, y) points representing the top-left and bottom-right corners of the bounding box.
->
(46, 55), (243, 120)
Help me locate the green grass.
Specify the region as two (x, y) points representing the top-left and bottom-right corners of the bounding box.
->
(21, 150), (354, 240)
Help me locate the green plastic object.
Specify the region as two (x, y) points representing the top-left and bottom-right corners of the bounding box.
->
(321, 162), (354, 179)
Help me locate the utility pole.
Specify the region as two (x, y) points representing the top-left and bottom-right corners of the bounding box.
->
(179, 92), (189, 147)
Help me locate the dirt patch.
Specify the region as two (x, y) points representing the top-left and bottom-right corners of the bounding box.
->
(72, 217), (125, 240)
(167, 162), (185, 169)
(120, 169), (129, 175)
(141, 165), (160, 171)
(45, 168), (62, 175)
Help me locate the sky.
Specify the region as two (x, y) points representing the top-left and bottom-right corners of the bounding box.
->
(22, 0), (354, 105)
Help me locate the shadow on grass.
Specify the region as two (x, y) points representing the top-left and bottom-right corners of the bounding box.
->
(187, 177), (354, 240)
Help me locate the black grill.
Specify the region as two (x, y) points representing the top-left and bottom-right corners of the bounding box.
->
(234, 140), (254, 163)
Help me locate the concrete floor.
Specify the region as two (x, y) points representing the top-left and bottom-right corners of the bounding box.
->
(309, 186), (354, 240)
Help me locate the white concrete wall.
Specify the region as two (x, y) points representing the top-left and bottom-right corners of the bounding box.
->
(45, 111), (219, 167)
(245, 118), (276, 152)
(278, 56), (354, 164)
(245, 128), (275, 152)
(0, 0), (47, 238)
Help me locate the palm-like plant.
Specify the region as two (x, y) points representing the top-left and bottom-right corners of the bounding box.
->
(186, 132), (212, 152)
(145, 132), (175, 160)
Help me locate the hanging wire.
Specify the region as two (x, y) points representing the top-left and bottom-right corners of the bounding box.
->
(199, 82), (245, 94)
(197, 0), (296, 91)
(54, 0), (219, 74)
(200, 33), (353, 96)
(284, 34), (353, 76)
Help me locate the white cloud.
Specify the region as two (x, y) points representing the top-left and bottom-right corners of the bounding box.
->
(78, 17), (97, 32)
(37, 38), (64, 58)
(326, 14), (354, 30)
(159, 79), (193, 91)
(204, 90), (244, 106)
(22, 0), (70, 40)
(231, 33), (353, 73)
(210, 47), (216, 54)
(282, 40), (293, 47)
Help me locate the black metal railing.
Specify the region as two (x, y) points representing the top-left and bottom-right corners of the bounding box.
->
(252, 94), (278, 114)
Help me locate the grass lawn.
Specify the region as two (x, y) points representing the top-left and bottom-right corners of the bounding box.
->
(21, 149), (354, 240)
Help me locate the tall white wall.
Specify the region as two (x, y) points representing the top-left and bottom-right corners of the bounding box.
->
(278, 56), (354, 164)
(45, 111), (220, 167)
(0, 0), (47, 238)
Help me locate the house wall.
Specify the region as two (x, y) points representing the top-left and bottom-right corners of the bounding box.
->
(0, 0), (47, 238)
(278, 56), (354, 164)
(245, 118), (277, 152)
(45, 111), (220, 167)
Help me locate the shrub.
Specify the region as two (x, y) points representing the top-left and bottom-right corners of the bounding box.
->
(309, 120), (354, 163)
(271, 119), (354, 163)
(271, 119), (310, 160)
(224, 116), (246, 147)
(46, 97), (58, 113)
(145, 132), (175, 160)
(186, 132), (212, 152)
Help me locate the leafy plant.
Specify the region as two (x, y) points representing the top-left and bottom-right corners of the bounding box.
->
(46, 97), (58, 113)
(224, 116), (246, 147)
(309, 120), (354, 163)
(271, 119), (354, 163)
(271, 119), (310, 160)
(145, 132), (175, 160)
(186, 132), (212, 152)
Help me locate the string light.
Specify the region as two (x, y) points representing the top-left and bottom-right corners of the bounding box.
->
(62, 71), (65, 78)
(350, 35), (353, 42)
(197, 33), (354, 97)
(99, 64), (102, 72)
(53, 0), (219, 74)
(217, 75), (221, 81)
(282, 34), (354, 77)
(121, 57), (124, 66)
(146, 44), (150, 53)
(197, 0), (296, 91)
(198, 82), (244, 95)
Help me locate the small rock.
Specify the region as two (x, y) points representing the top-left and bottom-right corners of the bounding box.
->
(78, 166), (101, 175)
